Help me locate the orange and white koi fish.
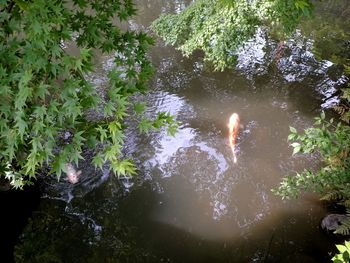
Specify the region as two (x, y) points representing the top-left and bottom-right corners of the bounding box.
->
(228, 113), (240, 163)
(65, 163), (81, 184)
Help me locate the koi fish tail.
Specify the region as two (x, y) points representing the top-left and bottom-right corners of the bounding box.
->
(232, 152), (237, 164)
(231, 146), (237, 164)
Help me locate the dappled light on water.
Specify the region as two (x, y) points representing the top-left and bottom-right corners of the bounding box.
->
(15, 0), (347, 262)
(128, 84), (320, 240)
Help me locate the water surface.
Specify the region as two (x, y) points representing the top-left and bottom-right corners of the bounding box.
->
(15, 1), (347, 262)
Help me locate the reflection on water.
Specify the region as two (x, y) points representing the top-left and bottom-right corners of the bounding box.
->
(15, 0), (345, 262)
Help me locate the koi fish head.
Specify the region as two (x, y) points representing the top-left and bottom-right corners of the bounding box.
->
(228, 113), (240, 128)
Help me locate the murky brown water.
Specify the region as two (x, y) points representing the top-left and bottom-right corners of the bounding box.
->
(15, 1), (347, 262)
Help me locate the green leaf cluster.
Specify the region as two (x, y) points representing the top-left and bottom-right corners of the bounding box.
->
(151, 0), (313, 71)
(273, 113), (350, 205)
(0, 0), (176, 188)
(298, 0), (350, 125)
(334, 215), (350, 236)
(273, 1), (350, 213)
(138, 111), (178, 137)
(332, 241), (350, 263)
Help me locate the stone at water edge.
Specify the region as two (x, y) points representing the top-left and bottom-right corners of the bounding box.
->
(321, 214), (348, 232)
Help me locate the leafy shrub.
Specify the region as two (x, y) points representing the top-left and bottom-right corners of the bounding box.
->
(273, 112), (350, 204)
(152, 0), (313, 71)
(332, 241), (350, 263)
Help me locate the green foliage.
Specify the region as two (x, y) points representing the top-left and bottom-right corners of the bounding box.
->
(334, 216), (350, 236)
(273, 113), (350, 202)
(334, 89), (350, 124)
(332, 241), (350, 263)
(300, 0), (350, 66)
(334, 64), (350, 124)
(152, 0), (313, 71)
(299, 0), (350, 125)
(136, 110), (178, 136)
(0, 0), (177, 188)
(268, 0), (313, 36)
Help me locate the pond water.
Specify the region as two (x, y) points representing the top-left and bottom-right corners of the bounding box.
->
(15, 1), (348, 262)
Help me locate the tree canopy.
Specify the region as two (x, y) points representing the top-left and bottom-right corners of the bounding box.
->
(0, 0), (176, 188)
(152, 0), (313, 71)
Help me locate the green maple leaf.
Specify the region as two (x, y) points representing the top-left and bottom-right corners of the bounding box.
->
(96, 126), (108, 142)
(108, 121), (124, 144)
(73, 0), (87, 8)
(133, 102), (146, 114)
(80, 48), (92, 60)
(31, 20), (42, 35)
(92, 153), (104, 170)
(15, 70), (33, 109)
(73, 130), (85, 142)
(14, 112), (27, 141)
(111, 158), (136, 177)
(33, 106), (47, 120)
(104, 101), (116, 117)
(25, 151), (39, 176)
(101, 39), (114, 53)
(138, 118), (153, 133)
(62, 98), (82, 122)
(51, 153), (67, 179)
(74, 58), (83, 71)
(31, 136), (43, 153)
(167, 122), (178, 137)
(35, 83), (50, 100)
(70, 150), (84, 166)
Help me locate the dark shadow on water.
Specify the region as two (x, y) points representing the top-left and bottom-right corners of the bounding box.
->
(116, 183), (340, 263)
(0, 184), (40, 263)
(14, 177), (347, 263)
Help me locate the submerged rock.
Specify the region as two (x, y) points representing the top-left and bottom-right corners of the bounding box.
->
(321, 214), (348, 232)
